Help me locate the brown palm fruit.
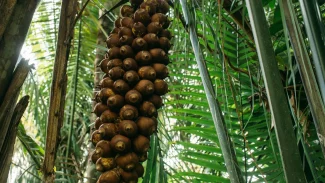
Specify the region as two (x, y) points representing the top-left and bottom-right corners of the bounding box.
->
(99, 77), (114, 88)
(95, 117), (104, 129)
(110, 27), (120, 36)
(132, 38), (148, 52)
(138, 152), (148, 162)
(134, 79), (155, 96)
(134, 9), (150, 25)
(123, 70), (140, 85)
(119, 27), (133, 38)
(106, 34), (121, 48)
(96, 157), (117, 172)
(107, 47), (121, 59)
(138, 66), (156, 81)
(120, 5), (134, 17)
(95, 140), (115, 157)
(98, 58), (110, 73)
(107, 59), (123, 70)
(98, 123), (118, 140)
(116, 152), (139, 171)
(143, 33), (159, 49)
(120, 104), (139, 120)
(97, 169), (120, 183)
(135, 163), (144, 177)
(125, 90), (142, 105)
(159, 37), (171, 52)
(107, 95), (125, 110)
(136, 117), (157, 136)
(145, 0), (158, 5)
(132, 22), (147, 37)
(147, 94), (163, 109)
(110, 135), (131, 153)
(135, 51), (152, 65)
(130, 0), (144, 6)
(123, 58), (138, 71)
(157, 0), (170, 14)
(119, 120), (138, 137)
(159, 29), (172, 39)
(139, 101), (157, 117)
(151, 13), (167, 26)
(120, 35), (134, 46)
(92, 130), (102, 146)
(93, 103), (109, 117)
(91, 150), (101, 164)
(111, 27), (120, 34)
(113, 79), (130, 94)
(98, 88), (115, 103)
(109, 67), (125, 80)
(150, 48), (168, 63)
(119, 170), (138, 183)
(140, 1), (156, 15)
(132, 135), (150, 153)
(154, 79), (168, 95)
(147, 22), (162, 34)
(115, 17), (122, 28)
(100, 109), (118, 123)
(94, 1), (171, 181)
(121, 17), (135, 29)
(120, 45), (135, 58)
(152, 63), (168, 79)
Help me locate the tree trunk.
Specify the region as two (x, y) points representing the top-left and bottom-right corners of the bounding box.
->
(0, 0), (40, 104)
(0, 60), (31, 181)
(0, 96), (29, 183)
(42, 1), (78, 182)
(245, 1), (307, 182)
(0, 60), (31, 151)
(0, 0), (37, 176)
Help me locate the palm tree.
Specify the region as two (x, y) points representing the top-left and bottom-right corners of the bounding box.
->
(3, 0), (325, 182)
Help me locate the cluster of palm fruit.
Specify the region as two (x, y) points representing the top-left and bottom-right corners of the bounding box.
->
(91, 0), (171, 182)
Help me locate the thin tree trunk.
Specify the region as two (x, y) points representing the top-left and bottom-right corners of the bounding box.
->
(0, 60), (31, 152)
(298, 1), (325, 104)
(180, 1), (245, 183)
(245, 0), (307, 182)
(279, 0), (325, 159)
(0, 60), (31, 182)
(0, 0), (40, 104)
(42, 1), (78, 182)
(0, 96), (29, 183)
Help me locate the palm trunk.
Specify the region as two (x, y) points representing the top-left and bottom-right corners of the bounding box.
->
(245, 0), (307, 182)
(0, 1), (39, 179)
(0, 0), (40, 104)
(42, 1), (78, 182)
(0, 96), (29, 183)
(279, 0), (325, 158)
(298, 0), (325, 104)
(180, 1), (245, 182)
